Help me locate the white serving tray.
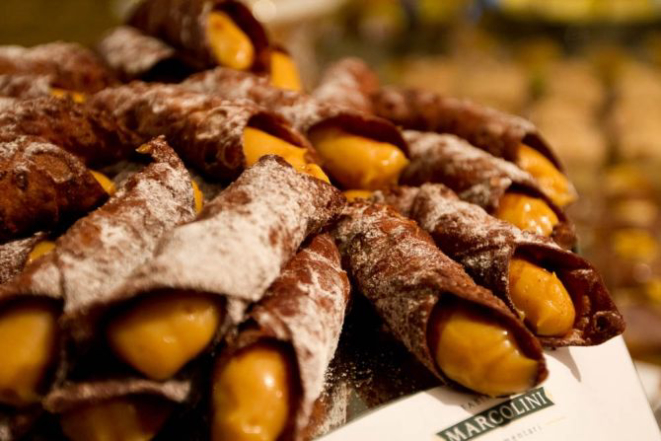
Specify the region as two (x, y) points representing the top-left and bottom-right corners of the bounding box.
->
(320, 337), (661, 441)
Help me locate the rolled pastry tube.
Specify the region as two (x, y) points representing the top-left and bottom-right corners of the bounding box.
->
(44, 378), (191, 441)
(96, 26), (187, 83)
(312, 57), (380, 113)
(0, 42), (115, 95)
(212, 234), (350, 441)
(89, 82), (326, 182)
(0, 96), (139, 167)
(376, 184), (624, 346)
(129, 0), (270, 73)
(181, 68), (409, 190)
(372, 87), (577, 207)
(97, 156), (343, 381)
(0, 137), (195, 407)
(331, 202), (546, 396)
(0, 136), (109, 242)
(401, 131), (575, 248)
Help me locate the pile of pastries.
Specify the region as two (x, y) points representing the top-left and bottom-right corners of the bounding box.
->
(0, 1), (625, 440)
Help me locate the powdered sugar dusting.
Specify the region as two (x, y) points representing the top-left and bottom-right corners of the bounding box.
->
(331, 202), (497, 379)
(50, 138), (196, 340)
(97, 26), (176, 80)
(0, 233), (44, 285)
(250, 234), (350, 437)
(313, 58), (378, 113)
(114, 156), (343, 329)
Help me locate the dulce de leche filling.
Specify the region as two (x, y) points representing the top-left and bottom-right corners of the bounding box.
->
(429, 300), (539, 397)
(212, 341), (293, 441)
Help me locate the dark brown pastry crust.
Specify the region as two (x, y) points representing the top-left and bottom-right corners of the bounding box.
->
(89, 82), (314, 181)
(0, 232), (47, 285)
(0, 136), (107, 242)
(43, 378), (191, 414)
(0, 97), (139, 167)
(401, 130), (576, 249)
(181, 67), (408, 154)
(0, 74), (52, 100)
(96, 26), (186, 82)
(373, 86), (563, 169)
(216, 233), (350, 441)
(330, 202), (547, 390)
(128, 0), (270, 73)
(312, 57), (380, 114)
(376, 184), (625, 347)
(88, 156), (344, 348)
(0, 42), (115, 94)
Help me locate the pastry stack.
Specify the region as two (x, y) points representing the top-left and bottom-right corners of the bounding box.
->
(0, 1), (624, 440)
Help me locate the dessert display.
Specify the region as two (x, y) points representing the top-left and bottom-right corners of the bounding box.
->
(0, 0), (629, 439)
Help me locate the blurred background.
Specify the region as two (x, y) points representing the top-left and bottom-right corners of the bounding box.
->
(1, 0), (660, 422)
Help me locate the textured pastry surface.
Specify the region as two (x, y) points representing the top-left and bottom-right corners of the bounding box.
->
(373, 86), (561, 168)
(219, 234), (350, 440)
(107, 156), (344, 332)
(312, 57), (380, 114)
(331, 202), (546, 382)
(376, 184), (624, 347)
(128, 0), (270, 72)
(90, 82), (311, 180)
(401, 131), (575, 248)
(0, 136), (107, 242)
(181, 67), (408, 152)
(0, 96), (138, 167)
(0, 42), (115, 94)
(97, 26), (178, 81)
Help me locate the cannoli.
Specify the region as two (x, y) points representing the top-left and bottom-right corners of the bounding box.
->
(0, 42), (115, 95)
(401, 130), (575, 248)
(0, 96), (139, 167)
(128, 0), (270, 73)
(211, 233), (350, 441)
(375, 184), (624, 347)
(0, 136), (110, 242)
(331, 202), (547, 396)
(89, 82), (327, 182)
(96, 26), (184, 83)
(0, 137), (196, 408)
(44, 378), (191, 441)
(372, 87), (577, 206)
(81, 156), (342, 382)
(181, 68), (409, 190)
(312, 57), (380, 113)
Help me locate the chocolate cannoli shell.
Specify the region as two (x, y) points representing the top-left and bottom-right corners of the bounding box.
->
(89, 82), (315, 181)
(96, 26), (192, 83)
(401, 130), (576, 249)
(128, 0), (270, 73)
(182, 68), (408, 153)
(0, 42), (115, 94)
(216, 233), (350, 440)
(43, 378), (191, 415)
(0, 97), (139, 167)
(0, 232), (47, 285)
(312, 57), (380, 113)
(331, 202), (546, 389)
(373, 86), (563, 170)
(45, 136), (197, 343)
(402, 183), (624, 347)
(0, 136), (107, 242)
(91, 156), (344, 345)
(0, 74), (52, 99)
